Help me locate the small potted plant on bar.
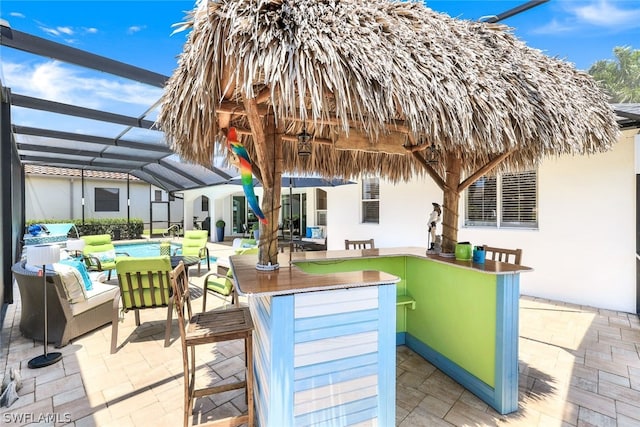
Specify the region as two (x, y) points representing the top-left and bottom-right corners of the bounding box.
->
(251, 222), (260, 240)
(215, 219), (225, 242)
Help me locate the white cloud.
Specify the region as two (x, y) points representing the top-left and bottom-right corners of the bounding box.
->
(530, 18), (576, 35)
(84, 27), (98, 34)
(9, 12), (25, 18)
(566, 0), (640, 29)
(2, 60), (162, 111)
(530, 0), (640, 35)
(127, 25), (146, 34)
(57, 26), (74, 36)
(39, 26), (60, 36)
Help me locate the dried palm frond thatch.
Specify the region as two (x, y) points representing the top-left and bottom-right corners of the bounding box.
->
(159, 0), (619, 260)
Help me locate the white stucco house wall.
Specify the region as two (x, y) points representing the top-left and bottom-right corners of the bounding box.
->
(24, 166), (184, 230)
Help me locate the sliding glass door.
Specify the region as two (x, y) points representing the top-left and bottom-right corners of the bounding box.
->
(232, 195), (260, 236)
(282, 193), (307, 238)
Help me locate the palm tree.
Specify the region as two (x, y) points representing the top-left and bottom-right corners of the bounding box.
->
(588, 46), (640, 103)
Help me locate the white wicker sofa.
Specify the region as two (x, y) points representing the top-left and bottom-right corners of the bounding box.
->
(12, 261), (119, 347)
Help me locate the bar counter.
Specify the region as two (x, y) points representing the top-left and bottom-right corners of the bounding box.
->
(231, 247), (531, 425)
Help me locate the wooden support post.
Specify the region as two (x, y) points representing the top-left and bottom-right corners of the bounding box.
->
(442, 153), (462, 253)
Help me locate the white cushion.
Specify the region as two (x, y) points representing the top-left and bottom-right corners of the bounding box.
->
(52, 263), (87, 303)
(70, 282), (119, 316)
(89, 271), (107, 283)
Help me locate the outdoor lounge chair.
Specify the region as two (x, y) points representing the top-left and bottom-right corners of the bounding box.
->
(112, 256), (174, 354)
(81, 234), (129, 280)
(12, 261), (119, 348)
(174, 230), (210, 275)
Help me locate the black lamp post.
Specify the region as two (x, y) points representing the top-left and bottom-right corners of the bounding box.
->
(26, 244), (63, 369)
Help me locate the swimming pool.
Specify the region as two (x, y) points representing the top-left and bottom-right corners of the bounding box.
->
(114, 241), (180, 257)
(114, 241), (217, 264)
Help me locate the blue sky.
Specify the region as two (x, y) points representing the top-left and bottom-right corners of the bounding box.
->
(2, 0), (638, 74)
(0, 0), (638, 134)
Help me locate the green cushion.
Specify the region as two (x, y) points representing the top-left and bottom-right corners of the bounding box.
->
(82, 234), (118, 270)
(235, 246), (259, 255)
(206, 268), (234, 296)
(81, 234), (113, 247)
(115, 256), (172, 309)
(206, 277), (233, 296)
(181, 230), (208, 257)
(184, 230), (209, 240)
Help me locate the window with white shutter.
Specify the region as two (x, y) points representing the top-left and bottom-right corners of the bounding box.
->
(465, 176), (497, 226)
(361, 178), (380, 224)
(501, 171), (537, 228)
(465, 170), (537, 229)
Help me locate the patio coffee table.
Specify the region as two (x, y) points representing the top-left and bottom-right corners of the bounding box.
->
(170, 256), (201, 276)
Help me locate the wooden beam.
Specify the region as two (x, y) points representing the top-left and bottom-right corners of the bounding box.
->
(243, 97), (273, 188)
(334, 129), (407, 155)
(218, 113), (232, 129)
(255, 87), (271, 104)
(235, 127), (333, 145)
(412, 151), (446, 192)
(216, 101), (410, 133)
(458, 150), (514, 192)
(403, 144), (430, 153)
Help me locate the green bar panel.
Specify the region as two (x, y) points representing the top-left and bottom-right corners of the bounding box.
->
(405, 257), (496, 386)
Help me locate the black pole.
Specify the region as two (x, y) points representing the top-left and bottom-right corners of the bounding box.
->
(81, 169), (85, 225)
(1, 86), (14, 303)
(289, 177), (293, 242)
(483, 0), (549, 23)
(127, 174), (130, 224)
(148, 184), (152, 237)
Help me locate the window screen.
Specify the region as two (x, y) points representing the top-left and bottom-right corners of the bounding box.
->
(95, 188), (119, 212)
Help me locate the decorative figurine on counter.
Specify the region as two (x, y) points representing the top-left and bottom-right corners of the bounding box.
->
(427, 202), (441, 252)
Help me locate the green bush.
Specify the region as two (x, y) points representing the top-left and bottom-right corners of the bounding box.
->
(26, 218), (144, 240)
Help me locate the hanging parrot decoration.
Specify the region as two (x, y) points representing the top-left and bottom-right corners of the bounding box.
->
(227, 127), (267, 224)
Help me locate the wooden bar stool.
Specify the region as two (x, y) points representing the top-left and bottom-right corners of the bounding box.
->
(345, 238), (375, 249)
(481, 245), (523, 265)
(170, 261), (254, 427)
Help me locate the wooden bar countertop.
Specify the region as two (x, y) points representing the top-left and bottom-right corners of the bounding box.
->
(231, 246), (532, 297)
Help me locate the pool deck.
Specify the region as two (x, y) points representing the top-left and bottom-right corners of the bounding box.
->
(2, 240), (640, 426)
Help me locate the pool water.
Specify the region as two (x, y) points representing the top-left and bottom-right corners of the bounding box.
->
(114, 241), (217, 264)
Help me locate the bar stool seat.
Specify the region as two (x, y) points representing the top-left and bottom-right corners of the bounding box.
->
(170, 261), (254, 427)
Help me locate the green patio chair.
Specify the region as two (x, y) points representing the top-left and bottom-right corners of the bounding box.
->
(202, 246), (258, 310)
(112, 256), (173, 354)
(202, 268), (236, 311)
(81, 234), (129, 280)
(174, 230), (210, 275)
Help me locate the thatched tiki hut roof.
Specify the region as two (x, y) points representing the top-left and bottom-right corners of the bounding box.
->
(159, 0), (619, 265)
